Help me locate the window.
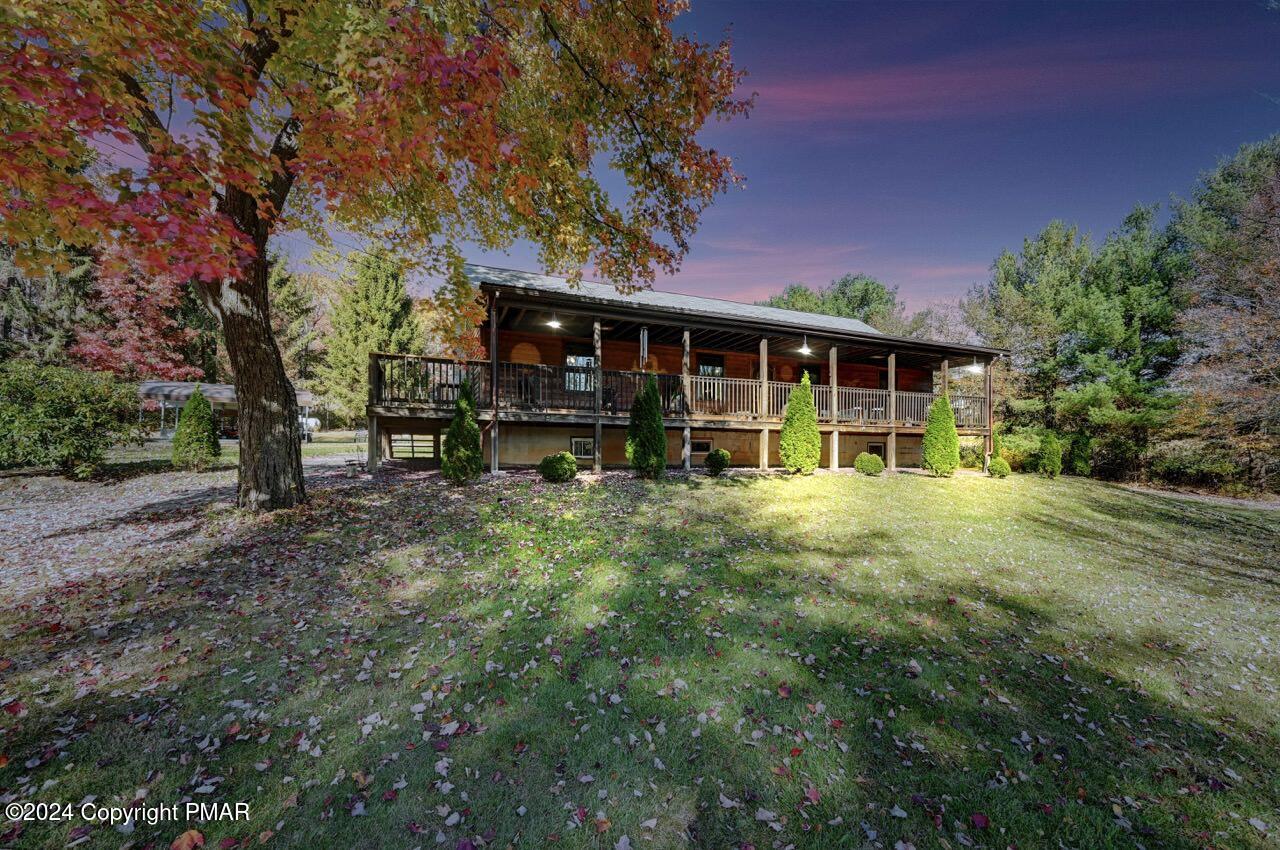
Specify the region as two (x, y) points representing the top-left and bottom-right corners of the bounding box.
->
(691, 439), (713, 454)
(867, 442), (885, 460)
(696, 354), (725, 377)
(570, 437), (595, 459)
(564, 345), (595, 393)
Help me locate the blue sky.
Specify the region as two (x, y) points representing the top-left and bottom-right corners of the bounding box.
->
(460, 0), (1280, 308)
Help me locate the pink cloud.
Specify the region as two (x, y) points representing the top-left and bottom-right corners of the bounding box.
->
(751, 35), (1256, 125)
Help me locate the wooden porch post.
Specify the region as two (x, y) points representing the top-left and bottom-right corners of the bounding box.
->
(758, 337), (769, 470)
(681, 328), (691, 471)
(984, 357), (994, 471)
(593, 318), (603, 473)
(887, 350), (897, 472)
(366, 352), (381, 473)
(489, 292), (500, 473)
(640, 326), (649, 368)
(940, 358), (949, 396)
(829, 344), (839, 470)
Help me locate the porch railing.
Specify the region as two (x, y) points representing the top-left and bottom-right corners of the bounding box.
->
(369, 355), (988, 429)
(689, 375), (760, 418)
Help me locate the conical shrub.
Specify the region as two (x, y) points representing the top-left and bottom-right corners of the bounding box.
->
(779, 373), (821, 474)
(172, 386), (221, 470)
(442, 378), (483, 484)
(922, 394), (960, 476)
(626, 375), (666, 478)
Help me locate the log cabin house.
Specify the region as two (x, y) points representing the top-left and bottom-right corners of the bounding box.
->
(365, 265), (1003, 472)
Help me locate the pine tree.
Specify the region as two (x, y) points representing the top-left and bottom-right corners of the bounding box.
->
(626, 375), (667, 478)
(441, 378), (483, 484)
(0, 244), (94, 364)
(172, 386), (221, 470)
(922, 394), (960, 476)
(267, 257), (323, 384)
(779, 373), (821, 474)
(316, 250), (422, 422)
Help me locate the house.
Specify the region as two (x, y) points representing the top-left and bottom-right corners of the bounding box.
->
(139, 381), (317, 438)
(365, 265), (1003, 472)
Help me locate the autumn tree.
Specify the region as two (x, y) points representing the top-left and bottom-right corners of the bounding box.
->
(0, 0), (748, 509)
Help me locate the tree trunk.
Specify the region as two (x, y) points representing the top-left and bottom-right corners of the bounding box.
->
(208, 247), (306, 510)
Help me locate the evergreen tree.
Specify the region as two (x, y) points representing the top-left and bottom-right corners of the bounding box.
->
(0, 244), (94, 364)
(268, 257), (324, 385)
(922, 394), (960, 476)
(779, 372), (821, 474)
(316, 250), (422, 421)
(441, 379), (483, 484)
(172, 386), (221, 470)
(626, 375), (667, 478)
(1038, 432), (1064, 478)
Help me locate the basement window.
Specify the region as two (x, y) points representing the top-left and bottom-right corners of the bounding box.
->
(690, 439), (713, 454)
(570, 437), (595, 459)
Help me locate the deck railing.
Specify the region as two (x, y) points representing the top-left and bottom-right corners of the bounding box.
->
(369, 355), (988, 429)
(689, 375), (760, 417)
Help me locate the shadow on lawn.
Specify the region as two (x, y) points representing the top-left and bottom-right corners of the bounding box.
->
(2, 473), (1276, 849)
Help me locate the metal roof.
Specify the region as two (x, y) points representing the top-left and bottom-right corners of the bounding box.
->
(467, 264), (1005, 358)
(138, 381), (316, 408)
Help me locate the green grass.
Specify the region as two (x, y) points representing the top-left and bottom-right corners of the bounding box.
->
(100, 431), (361, 475)
(2, 472), (1277, 849)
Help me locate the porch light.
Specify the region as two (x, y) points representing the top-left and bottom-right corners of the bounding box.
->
(798, 335), (812, 356)
(546, 313), (562, 330)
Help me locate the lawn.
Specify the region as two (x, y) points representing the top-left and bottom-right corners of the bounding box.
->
(1, 469), (1276, 849)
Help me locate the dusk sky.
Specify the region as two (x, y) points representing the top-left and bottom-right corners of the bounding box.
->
(462, 0), (1280, 309)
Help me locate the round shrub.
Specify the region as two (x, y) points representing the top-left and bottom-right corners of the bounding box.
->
(0, 361), (142, 478)
(705, 447), (731, 475)
(172, 386), (222, 471)
(854, 451), (884, 476)
(988, 456), (1011, 478)
(537, 451), (578, 483)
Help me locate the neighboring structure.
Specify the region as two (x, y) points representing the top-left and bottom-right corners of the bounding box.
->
(139, 381), (316, 437)
(365, 265), (1003, 472)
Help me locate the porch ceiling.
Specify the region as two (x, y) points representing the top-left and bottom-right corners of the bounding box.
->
(495, 304), (964, 369)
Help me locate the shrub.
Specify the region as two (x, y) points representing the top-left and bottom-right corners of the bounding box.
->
(988, 456), (1012, 478)
(958, 440), (983, 469)
(1001, 427), (1041, 472)
(441, 378), (483, 484)
(1145, 439), (1241, 488)
(705, 447), (731, 476)
(172, 386), (222, 470)
(779, 373), (821, 474)
(537, 451), (578, 483)
(854, 451), (885, 476)
(991, 423), (1004, 462)
(1064, 432), (1092, 477)
(921, 394), (960, 476)
(0, 361), (141, 479)
(626, 374), (666, 478)
(1038, 432), (1063, 478)
(1090, 433), (1142, 480)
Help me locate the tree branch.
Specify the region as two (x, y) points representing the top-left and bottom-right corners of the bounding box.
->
(117, 73), (170, 154)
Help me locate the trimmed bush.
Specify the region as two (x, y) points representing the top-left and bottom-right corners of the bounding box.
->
(626, 374), (666, 478)
(705, 447), (731, 476)
(779, 373), (821, 474)
(854, 451), (885, 476)
(0, 361), (142, 479)
(537, 451), (578, 483)
(921, 394), (960, 476)
(988, 456), (1012, 478)
(1064, 432), (1092, 477)
(991, 423), (1004, 462)
(172, 386), (222, 470)
(442, 378), (483, 484)
(1038, 432), (1063, 478)
(1000, 427), (1042, 472)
